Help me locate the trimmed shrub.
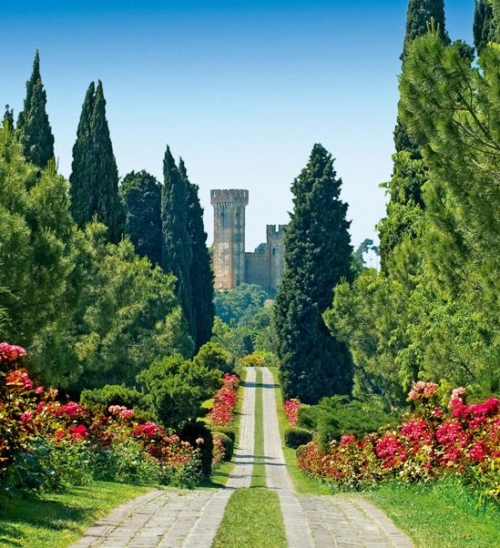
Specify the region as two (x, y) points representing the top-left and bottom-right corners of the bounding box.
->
(211, 426), (236, 444)
(213, 431), (234, 461)
(285, 427), (313, 449)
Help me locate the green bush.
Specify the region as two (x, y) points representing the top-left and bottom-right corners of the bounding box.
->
(181, 421), (213, 476)
(213, 432), (234, 461)
(284, 427), (313, 449)
(80, 384), (146, 416)
(211, 426), (236, 444)
(313, 396), (398, 452)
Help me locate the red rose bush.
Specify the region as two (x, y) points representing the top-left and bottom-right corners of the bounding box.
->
(0, 342), (202, 494)
(297, 381), (500, 502)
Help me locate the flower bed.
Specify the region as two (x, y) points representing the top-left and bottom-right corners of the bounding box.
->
(206, 373), (239, 467)
(0, 342), (202, 493)
(207, 373), (239, 427)
(297, 382), (500, 502)
(283, 398), (300, 426)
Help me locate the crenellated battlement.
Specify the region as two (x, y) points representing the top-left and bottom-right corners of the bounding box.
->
(211, 189), (249, 206)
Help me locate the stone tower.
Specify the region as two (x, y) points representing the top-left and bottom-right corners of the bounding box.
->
(211, 189), (249, 290)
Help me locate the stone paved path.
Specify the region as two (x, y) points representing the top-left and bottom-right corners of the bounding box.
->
(71, 367), (414, 547)
(261, 367), (414, 548)
(70, 369), (256, 548)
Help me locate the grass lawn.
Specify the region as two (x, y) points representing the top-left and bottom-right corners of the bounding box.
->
(251, 367), (266, 488)
(212, 487), (286, 547)
(358, 478), (500, 548)
(0, 481), (155, 548)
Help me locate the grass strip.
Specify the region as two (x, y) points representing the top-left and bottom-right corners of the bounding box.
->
(0, 481), (154, 548)
(268, 366), (330, 495)
(212, 487), (286, 547)
(358, 478), (500, 548)
(203, 368), (247, 488)
(251, 367), (266, 488)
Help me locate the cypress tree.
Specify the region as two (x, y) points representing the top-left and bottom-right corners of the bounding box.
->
(69, 81), (122, 242)
(120, 170), (162, 266)
(17, 51), (55, 169)
(70, 82), (95, 229)
(90, 81), (122, 242)
(161, 147), (193, 341)
(180, 158), (214, 351)
(273, 144), (353, 404)
(474, 0), (497, 53)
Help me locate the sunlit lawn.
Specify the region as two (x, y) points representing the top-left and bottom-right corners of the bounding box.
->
(0, 482), (155, 548)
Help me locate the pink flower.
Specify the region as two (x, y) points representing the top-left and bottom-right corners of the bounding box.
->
(119, 409), (135, 419)
(196, 437), (204, 445)
(0, 342), (27, 362)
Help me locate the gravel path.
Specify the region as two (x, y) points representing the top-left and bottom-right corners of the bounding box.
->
(71, 367), (414, 547)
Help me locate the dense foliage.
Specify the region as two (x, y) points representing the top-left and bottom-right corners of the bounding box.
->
(182, 159), (214, 350)
(273, 143), (353, 404)
(120, 170), (162, 266)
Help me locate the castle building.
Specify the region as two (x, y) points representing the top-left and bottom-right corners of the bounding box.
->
(210, 189), (286, 293)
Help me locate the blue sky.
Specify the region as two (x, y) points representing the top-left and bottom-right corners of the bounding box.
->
(2, 1), (474, 256)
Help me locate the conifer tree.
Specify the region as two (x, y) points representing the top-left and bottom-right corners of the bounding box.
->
(474, 0), (497, 53)
(161, 147), (193, 341)
(273, 144), (353, 404)
(3, 105), (14, 130)
(395, 0), (449, 157)
(17, 51), (55, 169)
(120, 170), (162, 265)
(180, 159), (214, 351)
(69, 81), (122, 242)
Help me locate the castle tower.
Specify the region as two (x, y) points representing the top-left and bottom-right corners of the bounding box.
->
(211, 189), (249, 290)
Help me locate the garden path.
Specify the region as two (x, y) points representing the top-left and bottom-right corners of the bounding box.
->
(70, 368), (256, 548)
(71, 367), (413, 547)
(261, 367), (414, 548)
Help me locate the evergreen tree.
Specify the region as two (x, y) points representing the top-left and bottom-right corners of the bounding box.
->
(69, 81), (122, 242)
(161, 147), (193, 342)
(273, 144), (353, 404)
(70, 82), (95, 229)
(395, 0), (449, 156)
(17, 51), (55, 169)
(474, 0), (496, 53)
(120, 170), (162, 266)
(3, 105), (14, 130)
(180, 159), (214, 351)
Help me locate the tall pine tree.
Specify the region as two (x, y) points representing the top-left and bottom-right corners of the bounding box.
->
(180, 159), (214, 351)
(17, 50), (55, 169)
(161, 147), (193, 342)
(273, 144), (353, 404)
(381, 0), (450, 269)
(69, 81), (122, 242)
